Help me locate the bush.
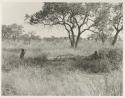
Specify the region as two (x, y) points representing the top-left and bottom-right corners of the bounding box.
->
(98, 48), (122, 61)
(2, 53), (48, 72)
(98, 48), (123, 70)
(24, 54), (48, 66)
(72, 48), (122, 73)
(2, 54), (22, 72)
(73, 58), (111, 73)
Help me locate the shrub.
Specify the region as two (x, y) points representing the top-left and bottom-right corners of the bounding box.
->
(2, 53), (48, 72)
(24, 53), (48, 66)
(73, 57), (111, 73)
(98, 48), (123, 70)
(2, 54), (22, 72)
(33, 54), (47, 64)
(72, 48), (122, 73)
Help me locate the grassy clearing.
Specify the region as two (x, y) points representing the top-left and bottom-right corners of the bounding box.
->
(2, 39), (123, 96)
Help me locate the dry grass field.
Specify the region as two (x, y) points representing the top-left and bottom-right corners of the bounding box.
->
(2, 39), (123, 96)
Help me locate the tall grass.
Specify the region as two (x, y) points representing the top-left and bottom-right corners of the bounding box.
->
(2, 64), (122, 95)
(71, 48), (122, 73)
(2, 39), (123, 96)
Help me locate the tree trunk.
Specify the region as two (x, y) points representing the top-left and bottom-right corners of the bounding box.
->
(64, 24), (75, 48)
(71, 29), (75, 47)
(67, 31), (74, 48)
(75, 32), (81, 48)
(112, 31), (120, 46)
(74, 27), (81, 48)
(70, 39), (74, 47)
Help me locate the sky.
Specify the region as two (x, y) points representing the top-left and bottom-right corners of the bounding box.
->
(1, 2), (99, 38)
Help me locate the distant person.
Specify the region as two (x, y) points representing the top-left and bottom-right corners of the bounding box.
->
(93, 51), (99, 59)
(89, 50), (99, 60)
(20, 49), (26, 59)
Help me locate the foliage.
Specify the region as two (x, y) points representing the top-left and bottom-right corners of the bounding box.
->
(2, 38), (123, 95)
(109, 3), (123, 45)
(2, 24), (24, 40)
(88, 3), (112, 44)
(24, 54), (47, 66)
(17, 32), (41, 44)
(85, 3), (123, 46)
(87, 33), (109, 44)
(25, 2), (111, 48)
(2, 25), (11, 39)
(72, 48), (122, 73)
(2, 51), (47, 72)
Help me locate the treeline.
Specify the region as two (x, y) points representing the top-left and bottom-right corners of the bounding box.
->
(2, 23), (41, 43)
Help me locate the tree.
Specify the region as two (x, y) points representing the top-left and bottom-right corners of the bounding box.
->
(88, 3), (113, 44)
(2, 25), (11, 39)
(25, 3), (106, 48)
(27, 31), (41, 43)
(2, 24), (24, 41)
(110, 3), (123, 45)
(87, 31), (110, 45)
(85, 3), (123, 46)
(27, 31), (35, 44)
(9, 24), (24, 41)
(19, 33), (29, 44)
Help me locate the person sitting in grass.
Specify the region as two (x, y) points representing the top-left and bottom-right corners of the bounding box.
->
(20, 49), (26, 59)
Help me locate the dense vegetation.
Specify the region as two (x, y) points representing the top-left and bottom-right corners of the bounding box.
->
(2, 39), (123, 95)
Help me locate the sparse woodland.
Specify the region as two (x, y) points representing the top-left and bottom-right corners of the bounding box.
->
(2, 2), (123, 96)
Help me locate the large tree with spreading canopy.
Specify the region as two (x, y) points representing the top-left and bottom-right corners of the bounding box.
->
(25, 2), (119, 48)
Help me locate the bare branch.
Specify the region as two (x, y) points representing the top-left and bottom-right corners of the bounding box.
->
(113, 24), (118, 31)
(119, 25), (123, 31)
(62, 14), (73, 29)
(73, 17), (79, 27)
(81, 24), (94, 34)
(88, 29), (99, 34)
(79, 14), (88, 28)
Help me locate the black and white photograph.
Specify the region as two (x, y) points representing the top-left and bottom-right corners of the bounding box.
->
(1, 0), (123, 96)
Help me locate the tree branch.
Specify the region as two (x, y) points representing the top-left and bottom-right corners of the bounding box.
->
(79, 14), (88, 28)
(73, 17), (79, 26)
(119, 25), (123, 32)
(81, 24), (94, 34)
(88, 29), (99, 34)
(62, 14), (72, 29)
(113, 24), (118, 31)
(117, 15), (122, 29)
